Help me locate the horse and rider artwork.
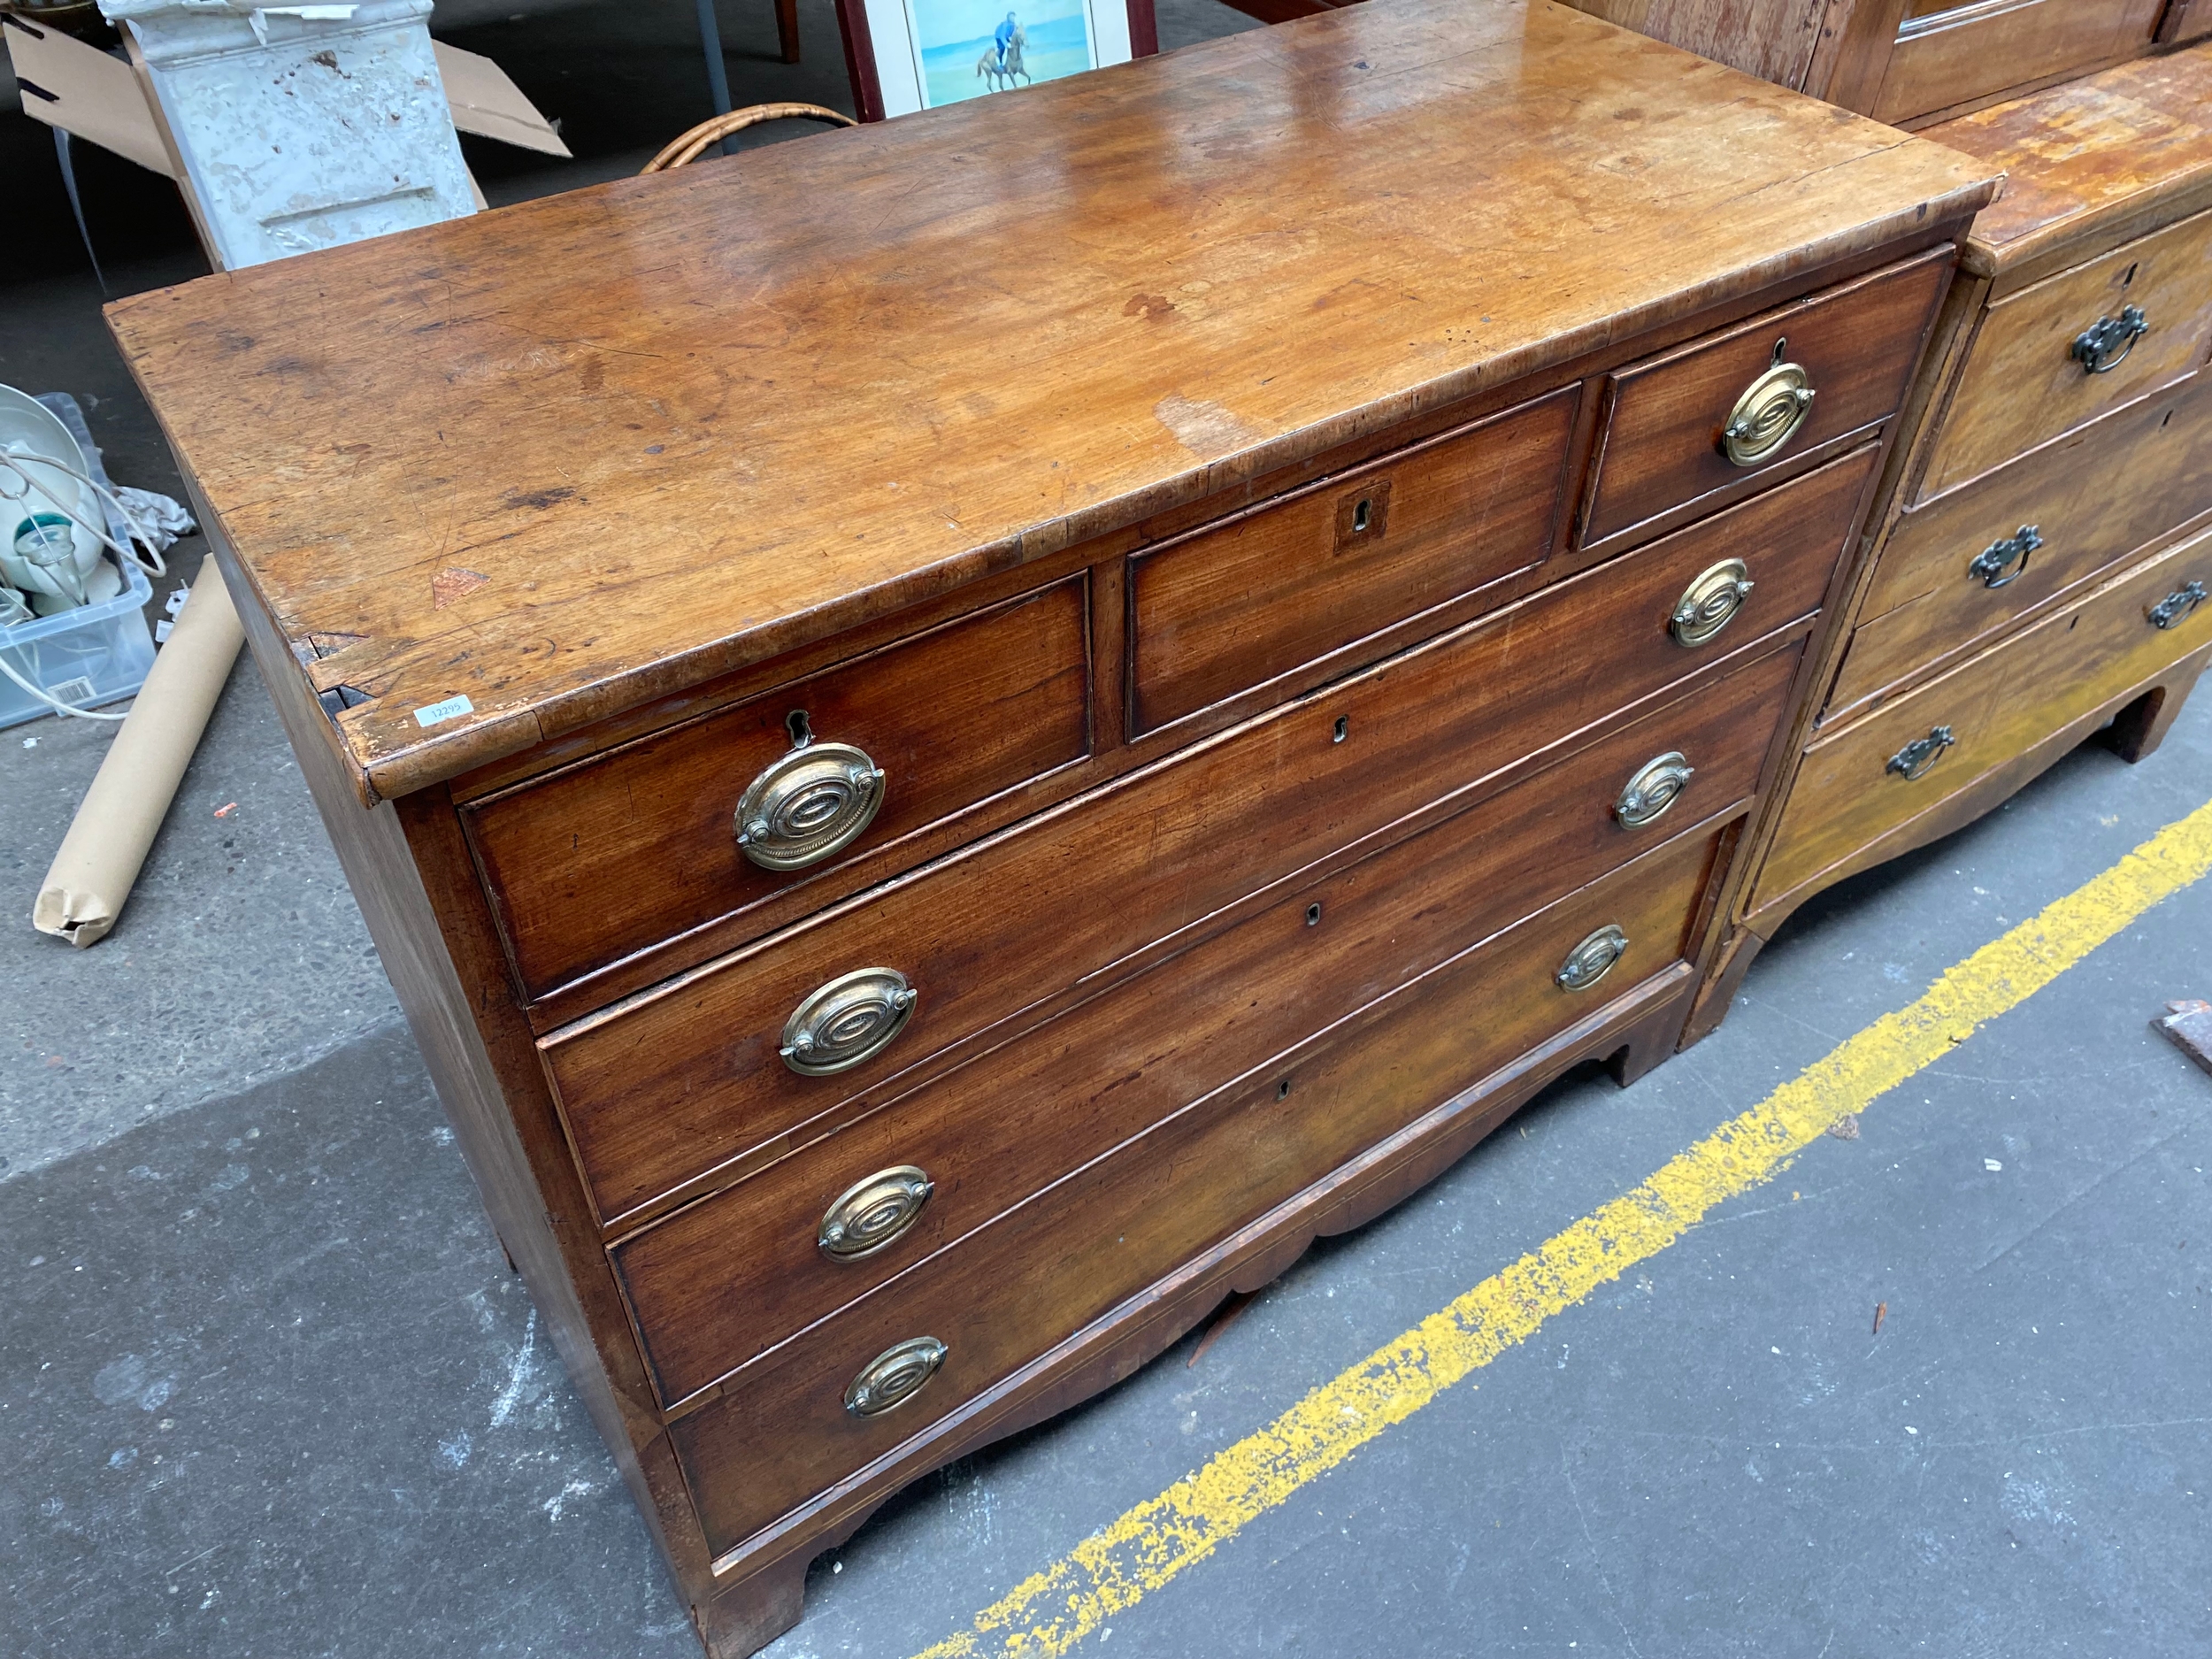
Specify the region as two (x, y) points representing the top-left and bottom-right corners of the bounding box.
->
(903, 0), (1100, 107)
(979, 12), (1032, 92)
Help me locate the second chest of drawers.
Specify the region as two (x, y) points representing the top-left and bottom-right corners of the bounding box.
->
(1692, 42), (2212, 1036)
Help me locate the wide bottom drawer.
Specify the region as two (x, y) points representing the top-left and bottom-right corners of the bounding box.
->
(668, 822), (1728, 1558)
(617, 643), (1801, 1408)
(1754, 522), (2212, 911)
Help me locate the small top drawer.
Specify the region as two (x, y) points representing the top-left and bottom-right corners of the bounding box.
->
(1579, 249), (1953, 551)
(1127, 386), (1577, 733)
(462, 577), (1091, 1001)
(1915, 206), (2212, 502)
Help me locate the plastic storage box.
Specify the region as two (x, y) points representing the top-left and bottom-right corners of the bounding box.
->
(0, 556), (157, 730)
(0, 393), (159, 729)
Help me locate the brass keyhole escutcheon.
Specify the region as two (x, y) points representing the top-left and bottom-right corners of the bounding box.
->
(818, 1166), (934, 1261)
(1670, 559), (1755, 648)
(843, 1336), (947, 1417)
(734, 724), (887, 872)
(780, 967), (918, 1076)
(1886, 725), (1955, 782)
(1555, 925), (1628, 992)
(1333, 478), (1392, 550)
(1719, 340), (1816, 467)
(1614, 750), (1694, 829)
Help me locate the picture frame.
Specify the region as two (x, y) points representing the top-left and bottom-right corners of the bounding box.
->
(832, 0), (1159, 120)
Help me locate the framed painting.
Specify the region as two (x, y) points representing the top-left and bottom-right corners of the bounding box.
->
(833, 0), (1159, 119)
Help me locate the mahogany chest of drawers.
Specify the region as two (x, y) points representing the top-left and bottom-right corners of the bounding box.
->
(107, 4), (1993, 1652)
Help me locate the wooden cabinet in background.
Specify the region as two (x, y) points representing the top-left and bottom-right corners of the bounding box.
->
(2161, 0), (2212, 41)
(104, 3), (1993, 1655)
(1559, 0), (2185, 126)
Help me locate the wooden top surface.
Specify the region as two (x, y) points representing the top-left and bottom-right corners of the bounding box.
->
(108, 0), (1993, 803)
(1928, 41), (2212, 275)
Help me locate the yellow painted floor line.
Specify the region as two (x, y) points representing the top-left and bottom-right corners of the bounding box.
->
(911, 797), (2212, 1659)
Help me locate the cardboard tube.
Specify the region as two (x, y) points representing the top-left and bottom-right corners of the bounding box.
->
(34, 557), (244, 948)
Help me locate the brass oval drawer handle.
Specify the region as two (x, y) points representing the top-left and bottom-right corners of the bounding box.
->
(780, 967), (918, 1076)
(1967, 524), (2041, 589)
(2071, 304), (2147, 375)
(1555, 925), (1628, 992)
(844, 1335), (947, 1417)
(1615, 751), (1694, 829)
(734, 730), (886, 872)
(1670, 558), (1755, 648)
(1720, 340), (1816, 467)
(1886, 725), (1954, 782)
(2148, 580), (2207, 631)
(818, 1165), (934, 1261)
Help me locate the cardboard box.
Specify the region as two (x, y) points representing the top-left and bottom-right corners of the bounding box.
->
(4, 10), (568, 266)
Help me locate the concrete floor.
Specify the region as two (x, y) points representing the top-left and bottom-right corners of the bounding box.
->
(4, 7), (2208, 1655)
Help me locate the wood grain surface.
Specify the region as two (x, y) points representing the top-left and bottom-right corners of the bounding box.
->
(1579, 250), (1950, 550)
(611, 647), (1796, 1407)
(464, 574), (1091, 999)
(1553, 0), (1917, 115)
(2161, 0), (2212, 44)
(104, 0), (1993, 804)
(667, 824), (1727, 1555)
(541, 445), (1870, 1232)
(1128, 385), (1575, 733)
(1753, 519), (2212, 908)
(1870, 0), (2162, 127)
(1551, 0), (1830, 87)
(1829, 372), (2212, 718)
(1914, 205), (2212, 499)
(1924, 40), (2212, 281)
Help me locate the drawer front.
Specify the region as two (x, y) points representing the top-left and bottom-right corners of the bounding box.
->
(1756, 523), (2212, 909)
(1872, 0), (2165, 127)
(668, 824), (1726, 1557)
(1831, 372), (2212, 718)
(464, 576), (1092, 1000)
(1128, 387), (1577, 733)
(1579, 250), (1950, 550)
(613, 643), (1800, 1406)
(544, 445), (1875, 1230)
(1917, 207), (2212, 502)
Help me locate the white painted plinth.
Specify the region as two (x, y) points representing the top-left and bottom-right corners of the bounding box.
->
(100, 0), (474, 269)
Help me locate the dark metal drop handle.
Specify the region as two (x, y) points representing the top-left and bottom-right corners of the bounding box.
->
(1968, 525), (2041, 589)
(2148, 580), (2207, 631)
(2071, 304), (2148, 375)
(1886, 725), (1955, 783)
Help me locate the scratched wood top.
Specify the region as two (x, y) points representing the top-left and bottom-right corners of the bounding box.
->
(1927, 40), (2212, 276)
(107, 0), (1993, 803)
